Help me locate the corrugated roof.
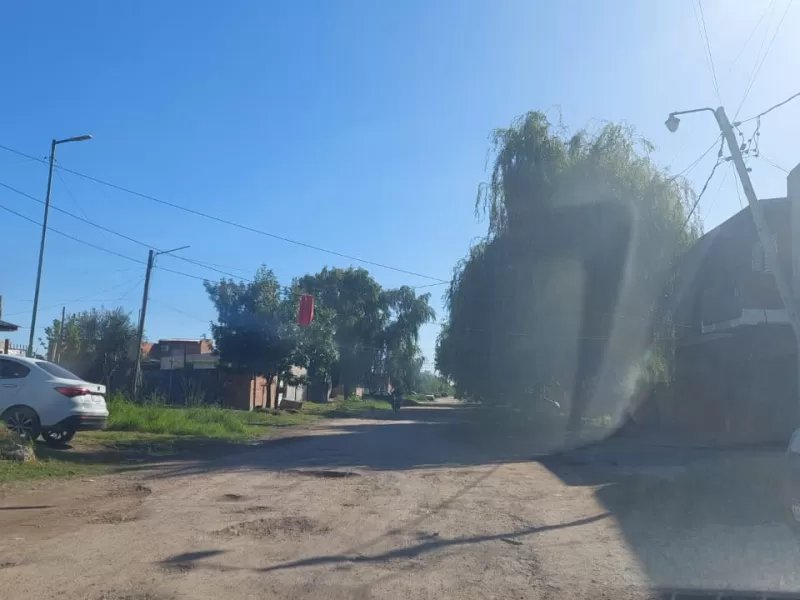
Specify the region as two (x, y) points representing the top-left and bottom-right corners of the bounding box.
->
(0, 319), (20, 332)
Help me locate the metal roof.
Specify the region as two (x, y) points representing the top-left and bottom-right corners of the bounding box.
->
(0, 319), (20, 332)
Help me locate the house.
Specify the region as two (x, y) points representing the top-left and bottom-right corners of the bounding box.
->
(144, 337), (306, 410)
(657, 164), (800, 442)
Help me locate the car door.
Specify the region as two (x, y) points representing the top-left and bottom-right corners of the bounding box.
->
(0, 358), (30, 413)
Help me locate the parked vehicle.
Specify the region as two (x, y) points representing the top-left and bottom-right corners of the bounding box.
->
(424, 394), (436, 402)
(0, 355), (108, 445)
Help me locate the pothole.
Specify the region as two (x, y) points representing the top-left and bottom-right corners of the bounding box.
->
(233, 505), (273, 514)
(286, 469), (360, 479)
(90, 511), (139, 525)
(215, 516), (329, 538)
(219, 493), (245, 502)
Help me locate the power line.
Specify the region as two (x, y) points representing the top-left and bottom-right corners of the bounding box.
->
(734, 0), (794, 120)
(1, 178), (449, 293)
(736, 90), (800, 124)
(0, 143), (449, 283)
(669, 135), (722, 181)
(757, 153), (790, 174)
(2, 277), (143, 318)
(725, 0), (777, 78)
(681, 138), (727, 229)
(694, 0), (722, 103)
(0, 202), (146, 266)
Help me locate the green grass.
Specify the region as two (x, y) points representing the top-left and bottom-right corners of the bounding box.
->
(0, 393), (393, 485)
(301, 395), (393, 416)
(0, 459), (105, 485)
(0, 424), (104, 485)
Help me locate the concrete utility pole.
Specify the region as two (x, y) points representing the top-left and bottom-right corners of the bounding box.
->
(28, 135), (92, 357)
(667, 106), (800, 415)
(132, 246), (189, 398)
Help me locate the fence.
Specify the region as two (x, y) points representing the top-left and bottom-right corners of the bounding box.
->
(2, 339), (28, 356)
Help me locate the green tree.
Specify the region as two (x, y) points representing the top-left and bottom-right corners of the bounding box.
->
(43, 307), (138, 384)
(438, 111), (700, 430)
(296, 268), (435, 396)
(205, 267), (297, 402)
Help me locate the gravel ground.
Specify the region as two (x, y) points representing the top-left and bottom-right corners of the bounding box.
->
(1, 404), (799, 599)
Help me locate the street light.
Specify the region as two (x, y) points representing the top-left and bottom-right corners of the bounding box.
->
(27, 135), (92, 357)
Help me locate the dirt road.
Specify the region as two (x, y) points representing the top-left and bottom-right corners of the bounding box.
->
(2, 404), (800, 599)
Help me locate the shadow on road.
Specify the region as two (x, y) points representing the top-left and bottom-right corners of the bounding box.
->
(541, 439), (800, 593)
(144, 405), (571, 480)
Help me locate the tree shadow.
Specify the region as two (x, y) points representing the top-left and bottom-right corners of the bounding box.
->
(143, 405), (569, 481)
(541, 439), (800, 593)
(256, 512), (610, 573)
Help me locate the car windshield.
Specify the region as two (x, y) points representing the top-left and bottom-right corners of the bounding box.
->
(34, 360), (81, 380)
(4, 2), (800, 598)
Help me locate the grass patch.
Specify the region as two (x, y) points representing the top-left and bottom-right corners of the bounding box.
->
(0, 423), (105, 485)
(301, 395), (393, 417)
(0, 459), (104, 484)
(1, 393), (394, 485)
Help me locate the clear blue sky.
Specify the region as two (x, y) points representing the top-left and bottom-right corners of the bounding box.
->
(1, 0), (798, 364)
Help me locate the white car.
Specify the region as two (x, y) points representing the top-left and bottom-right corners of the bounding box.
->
(0, 355), (108, 444)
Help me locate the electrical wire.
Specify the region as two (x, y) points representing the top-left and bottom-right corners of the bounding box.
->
(734, 0), (794, 120)
(736, 90), (800, 124)
(695, 0), (722, 103)
(2, 277), (144, 318)
(757, 153), (790, 173)
(725, 0), (777, 78)
(681, 138), (727, 230)
(668, 135), (723, 181)
(0, 143), (449, 283)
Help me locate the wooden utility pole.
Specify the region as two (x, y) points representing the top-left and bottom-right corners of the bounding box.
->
(133, 249), (155, 398)
(132, 245), (190, 397)
(55, 306), (66, 362)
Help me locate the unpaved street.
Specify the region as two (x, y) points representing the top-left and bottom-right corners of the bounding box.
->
(2, 404), (800, 599)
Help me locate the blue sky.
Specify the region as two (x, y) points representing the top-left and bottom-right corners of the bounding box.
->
(1, 0), (798, 364)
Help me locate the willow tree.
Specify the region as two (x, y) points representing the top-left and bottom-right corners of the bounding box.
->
(437, 111), (700, 431)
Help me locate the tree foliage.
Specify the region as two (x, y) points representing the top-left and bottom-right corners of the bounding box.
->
(437, 111), (701, 427)
(44, 307), (138, 384)
(295, 267), (435, 396)
(204, 267), (297, 381)
(205, 266), (435, 401)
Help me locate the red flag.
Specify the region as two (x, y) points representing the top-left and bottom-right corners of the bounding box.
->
(298, 294), (314, 326)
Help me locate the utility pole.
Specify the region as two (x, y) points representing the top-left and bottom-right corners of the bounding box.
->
(28, 135), (92, 357)
(55, 306), (66, 362)
(133, 250), (155, 398)
(132, 245), (190, 398)
(667, 106), (800, 417)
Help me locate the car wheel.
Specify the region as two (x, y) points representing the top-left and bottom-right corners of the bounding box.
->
(42, 429), (76, 447)
(2, 407), (41, 440)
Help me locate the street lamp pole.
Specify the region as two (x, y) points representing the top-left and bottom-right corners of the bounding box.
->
(28, 135), (92, 357)
(667, 106), (800, 418)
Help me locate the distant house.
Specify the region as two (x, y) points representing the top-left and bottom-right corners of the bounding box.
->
(144, 337), (306, 410)
(659, 164), (800, 442)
